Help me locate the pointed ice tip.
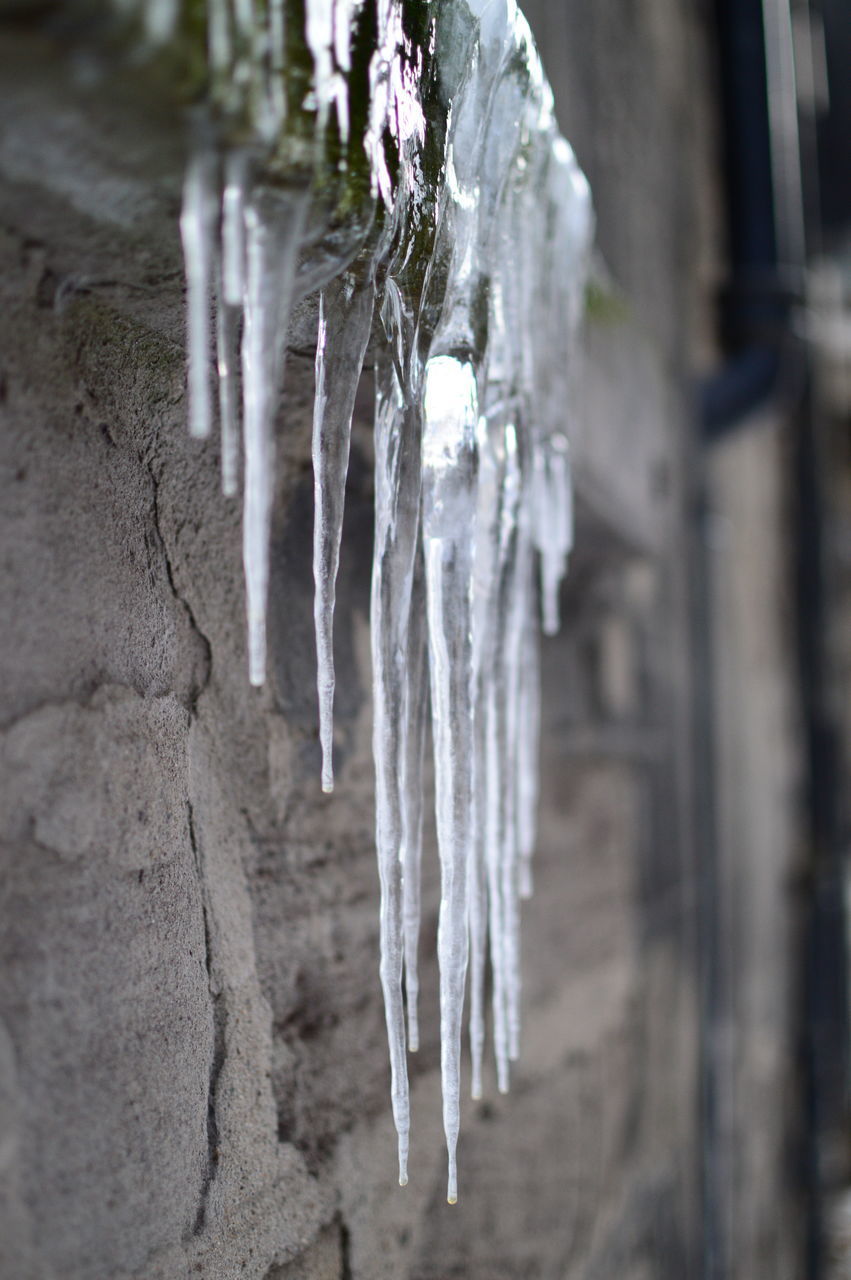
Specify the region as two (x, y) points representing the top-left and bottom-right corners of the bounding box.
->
(447, 1152), (458, 1205)
(248, 643), (266, 687)
(399, 1173), (408, 1188)
(471, 1085), (482, 1102)
(321, 778), (334, 795)
(519, 860), (534, 899)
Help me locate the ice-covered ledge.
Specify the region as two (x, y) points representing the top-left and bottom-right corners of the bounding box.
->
(0, 23), (671, 551)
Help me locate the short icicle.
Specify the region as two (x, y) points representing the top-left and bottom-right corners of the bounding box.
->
(241, 187), (307, 687)
(537, 436), (573, 637)
(180, 146), (218, 440)
(312, 272), (376, 791)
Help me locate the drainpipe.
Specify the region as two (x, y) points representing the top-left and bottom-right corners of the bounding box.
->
(701, 0), (805, 434)
(696, 2), (807, 1277)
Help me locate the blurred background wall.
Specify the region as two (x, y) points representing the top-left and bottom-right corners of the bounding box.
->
(0, 1), (849, 1277)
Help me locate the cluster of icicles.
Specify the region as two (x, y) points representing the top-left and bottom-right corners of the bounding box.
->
(172, 0), (593, 1203)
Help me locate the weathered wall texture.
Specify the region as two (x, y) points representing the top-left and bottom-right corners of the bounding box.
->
(0, 3), (804, 1278)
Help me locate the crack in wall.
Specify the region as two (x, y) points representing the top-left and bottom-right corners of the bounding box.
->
(187, 797), (226, 1240)
(146, 459), (212, 712)
(338, 1212), (353, 1280)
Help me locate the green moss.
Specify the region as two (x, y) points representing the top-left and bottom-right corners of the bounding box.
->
(585, 276), (629, 327)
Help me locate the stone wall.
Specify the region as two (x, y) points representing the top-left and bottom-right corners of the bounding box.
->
(0, 3), (805, 1277)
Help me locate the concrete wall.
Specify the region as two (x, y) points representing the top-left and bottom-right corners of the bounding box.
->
(0, 3), (805, 1277)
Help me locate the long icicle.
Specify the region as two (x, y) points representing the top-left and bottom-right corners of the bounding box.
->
(422, 353), (478, 1204)
(490, 419), (523, 1088)
(401, 546), (428, 1053)
(312, 271), (376, 791)
(469, 411), (503, 1101)
(371, 322), (422, 1186)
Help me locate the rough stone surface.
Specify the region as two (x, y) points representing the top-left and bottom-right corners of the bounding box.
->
(0, 4), (805, 1278)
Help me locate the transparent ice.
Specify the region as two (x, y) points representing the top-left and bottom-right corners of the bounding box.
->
(141, 0), (594, 1202)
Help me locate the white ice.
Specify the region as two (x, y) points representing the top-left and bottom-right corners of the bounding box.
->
(169, 0), (594, 1205)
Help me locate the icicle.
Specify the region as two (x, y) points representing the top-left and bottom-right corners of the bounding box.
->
(422, 354), (479, 1205)
(216, 153), (249, 497)
(502, 484), (534, 1065)
(485, 678), (509, 1094)
(215, 287), (241, 498)
(401, 550), (428, 1053)
(241, 188), (307, 686)
(470, 410), (506, 1097)
(537, 434), (573, 637)
(180, 147), (218, 440)
(165, 0), (597, 1207)
(490, 419), (524, 1082)
(516, 588), (541, 901)
(468, 415), (500, 1101)
(371, 331), (422, 1187)
(221, 150), (249, 306)
(312, 272), (376, 791)
(467, 807), (487, 1097)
